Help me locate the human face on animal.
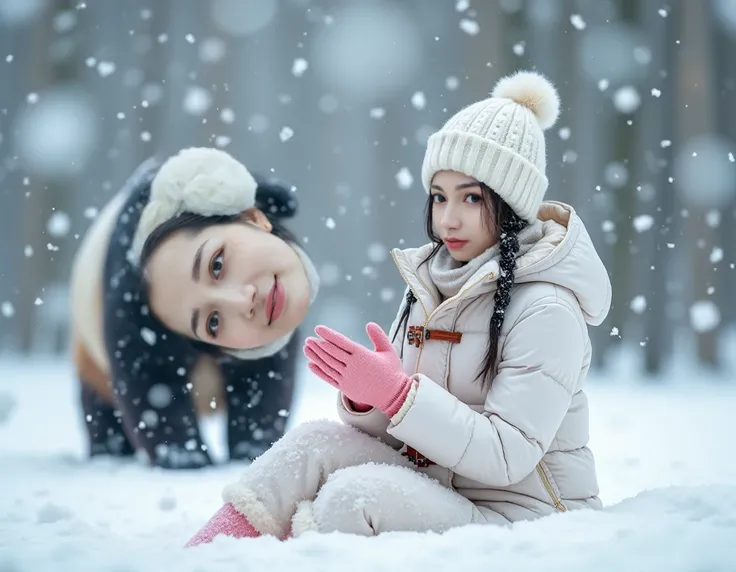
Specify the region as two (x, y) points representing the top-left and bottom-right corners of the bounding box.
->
(144, 209), (311, 351)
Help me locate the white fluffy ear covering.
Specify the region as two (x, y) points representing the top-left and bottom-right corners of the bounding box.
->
(492, 70), (561, 130)
(150, 147), (257, 217)
(129, 147), (257, 266)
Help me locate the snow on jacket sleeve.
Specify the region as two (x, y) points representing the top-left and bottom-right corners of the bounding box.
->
(335, 288), (411, 450)
(386, 297), (586, 486)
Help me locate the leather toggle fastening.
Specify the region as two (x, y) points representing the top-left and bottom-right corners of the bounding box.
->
(402, 446), (435, 467)
(406, 325), (463, 348)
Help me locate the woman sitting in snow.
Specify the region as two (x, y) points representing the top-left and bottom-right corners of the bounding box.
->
(68, 148), (319, 469)
(185, 70), (611, 543)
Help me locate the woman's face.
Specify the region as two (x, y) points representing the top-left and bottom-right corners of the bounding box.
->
(430, 170), (498, 262)
(145, 210), (311, 351)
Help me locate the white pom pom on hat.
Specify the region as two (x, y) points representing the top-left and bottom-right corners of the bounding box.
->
(421, 69), (562, 223)
(129, 147), (258, 266)
(491, 70), (561, 130)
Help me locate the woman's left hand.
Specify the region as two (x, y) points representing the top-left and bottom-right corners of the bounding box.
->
(303, 323), (413, 417)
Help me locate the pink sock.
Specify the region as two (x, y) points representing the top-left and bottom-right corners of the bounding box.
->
(184, 503), (260, 547)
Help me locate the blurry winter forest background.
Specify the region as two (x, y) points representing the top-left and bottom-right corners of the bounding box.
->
(1, 0), (736, 380)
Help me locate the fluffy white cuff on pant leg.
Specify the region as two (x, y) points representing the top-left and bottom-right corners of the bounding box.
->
(291, 500), (319, 537)
(221, 483), (282, 537)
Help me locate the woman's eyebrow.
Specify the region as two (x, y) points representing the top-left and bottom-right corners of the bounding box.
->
(191, 309), (200, 339)
(192, 240), (208, 282)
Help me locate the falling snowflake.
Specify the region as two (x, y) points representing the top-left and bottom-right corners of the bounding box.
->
(613, 86), (641, 114)
(570, 14), (586, 30)
(140, 327), (157, 346)
(705, 210), (721, 228)
(1, 302), (14, 318)
(367, 243), (388, 263)
(97, 61), (116, 77)
(325, 217), (336, 230)
(47, 211), (71, 237)
(182, 86), (212, 115)
(292, 58), (308, 77)
(633, 214), (654, 232)
(689, 300), (720, 333)
(380, 288), (396, 303)
(459, 19), (479, 35)
(147, 384), (173, 408)
(279, 127), (294, 142)
(411, 91), (426, 110)
(630, 295), (647, 314)
(395, 167), (413, 190)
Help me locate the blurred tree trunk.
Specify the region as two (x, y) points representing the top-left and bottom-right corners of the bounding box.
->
(16, 0), (80, 353)
(677, 0), (720, 368)
(606, 0), (639, 367)
(634, 0), (678, 376)
(0, 18), (29, 350)
(712, 5), (736, 331)
(570, 0), (615, 370)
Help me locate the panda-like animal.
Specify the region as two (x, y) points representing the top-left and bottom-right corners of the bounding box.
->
(69, 158), (313, 469)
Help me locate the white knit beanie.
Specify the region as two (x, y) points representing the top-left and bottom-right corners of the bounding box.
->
(421, 70), (561, 223)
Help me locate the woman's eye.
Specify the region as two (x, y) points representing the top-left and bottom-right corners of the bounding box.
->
(210, 250), (224, 279)
(465, 194), (481, 203)
(207, 312), (220, 338)
(431, 194), (445, 204)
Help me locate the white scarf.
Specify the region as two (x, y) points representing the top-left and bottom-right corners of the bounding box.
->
(428, 223), (543, 299)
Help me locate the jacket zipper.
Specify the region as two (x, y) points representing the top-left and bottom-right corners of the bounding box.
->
(536, 465), (568, 512)
(391, 253), (498, 369)
(390, 250), (431, 320)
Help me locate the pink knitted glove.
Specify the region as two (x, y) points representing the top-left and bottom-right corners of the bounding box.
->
(304, 322), (413, 418)
(184, 503), (260, 547)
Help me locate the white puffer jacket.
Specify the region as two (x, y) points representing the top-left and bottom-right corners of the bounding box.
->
(338, 201), (612, 522)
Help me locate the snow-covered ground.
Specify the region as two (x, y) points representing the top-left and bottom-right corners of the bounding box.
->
(1, 356), (735, 571)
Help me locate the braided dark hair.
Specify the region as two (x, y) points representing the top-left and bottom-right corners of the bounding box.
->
(481, 201), (527, 383)
(390, 183), (528, 383)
